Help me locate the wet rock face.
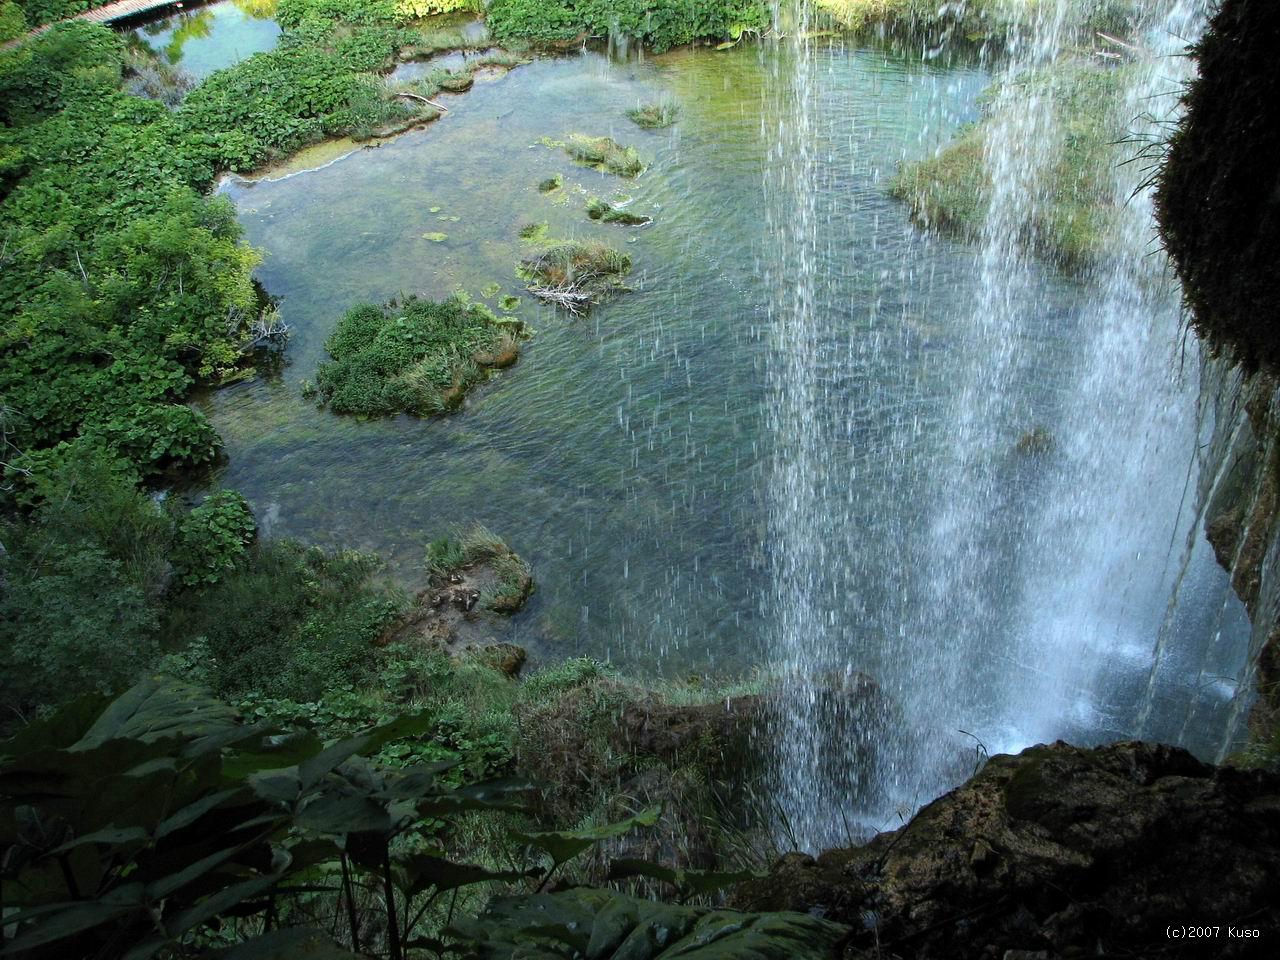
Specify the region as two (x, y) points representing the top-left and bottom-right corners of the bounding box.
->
(732, 741), (1280, 958)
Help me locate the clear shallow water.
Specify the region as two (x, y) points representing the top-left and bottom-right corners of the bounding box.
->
(207, 37), (1249, 837)
(126, 0), (281, 79)
(211, 43), (992, 676)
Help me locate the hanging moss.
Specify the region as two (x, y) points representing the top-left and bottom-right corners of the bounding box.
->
(1154, 0), (1280, 372)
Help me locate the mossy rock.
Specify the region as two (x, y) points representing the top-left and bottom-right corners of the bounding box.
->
(564, 134), (645, 178)
(626, 101), (680, 129)
(438, 70), (474, 93)
(586, 197), (652, 226)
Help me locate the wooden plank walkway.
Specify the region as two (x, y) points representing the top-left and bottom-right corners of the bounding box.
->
(5, 0), (186, 49)
(78, 0), (187, 25)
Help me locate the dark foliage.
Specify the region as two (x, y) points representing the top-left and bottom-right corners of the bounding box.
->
(1155, 0), (1280, 371)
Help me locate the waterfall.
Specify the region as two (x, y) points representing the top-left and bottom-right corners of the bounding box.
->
(765, 0), (1245, 852)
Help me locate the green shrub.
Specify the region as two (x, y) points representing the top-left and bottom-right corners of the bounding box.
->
(173, 490), (257, 586)
(396, 0), (480, 17)
(276, 0), (398, 28)
(0, 20), (123, 125)
(0, 1), (27, 43)
(0, 452), (172, 707)
(315, 296), (520, 416)
(164, 540), (401, 700)
(486, 0), (770, 52)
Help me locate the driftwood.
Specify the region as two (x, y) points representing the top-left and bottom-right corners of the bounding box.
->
(396, 91), (448, 113)
(527, 284), (595, 316)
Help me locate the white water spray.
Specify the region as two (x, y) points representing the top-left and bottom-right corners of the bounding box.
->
(766, 0), (1241, 851)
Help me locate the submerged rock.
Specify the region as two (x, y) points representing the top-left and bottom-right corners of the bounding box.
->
(586, 196), (652, 226)
(1015, 425), (1053, 455)
(732, 740), (1280, 958)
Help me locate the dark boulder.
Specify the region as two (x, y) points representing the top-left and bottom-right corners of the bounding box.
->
(733, 740), (1280, 958)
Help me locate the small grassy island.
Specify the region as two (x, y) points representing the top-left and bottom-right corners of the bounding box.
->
(313, 296), (525, 416)
(518, 240), (633, 313)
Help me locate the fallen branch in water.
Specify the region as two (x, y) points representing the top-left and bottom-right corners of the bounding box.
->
(396, 91), (448, 113)
(527, 283), (595, 316)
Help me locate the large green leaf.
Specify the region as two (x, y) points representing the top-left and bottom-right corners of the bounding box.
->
(223, 731), (325, 781)
(71, 680), (238, 750)
(293, 793), (393, 835)
(398, 853), (538, 898)
(207, 927), (358, 959)
(606, 860), (761, 898)
(0, 884), (146, 955)
(0, 693), (114, 762)
(511, 806), (661, 866)
(450, 888), (849, 960)
(297, 711), (434, 789)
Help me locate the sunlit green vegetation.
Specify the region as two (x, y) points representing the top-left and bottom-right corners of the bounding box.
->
(486, 0), (770, 52)
(564, 133), (645, 177)
(815, 0), (1141, 40)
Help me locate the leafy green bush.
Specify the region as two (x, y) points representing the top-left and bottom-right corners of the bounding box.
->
(0, 1), (27, 43)
(1, 680), (833, 959)
(12, 0), (115, 31)
(173, 490), (257, 586)
(164, 540), (401, 700)
(396, 0), (480, 17)
(486, 0), (770, 52)
(276, 0), (398, 28)
(315, 296), (521, 416)
(0, 452), (172, 708)
(455, 887), (849, 959)
(0, 20), (123, 125)
(177, 45), (400, 171)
